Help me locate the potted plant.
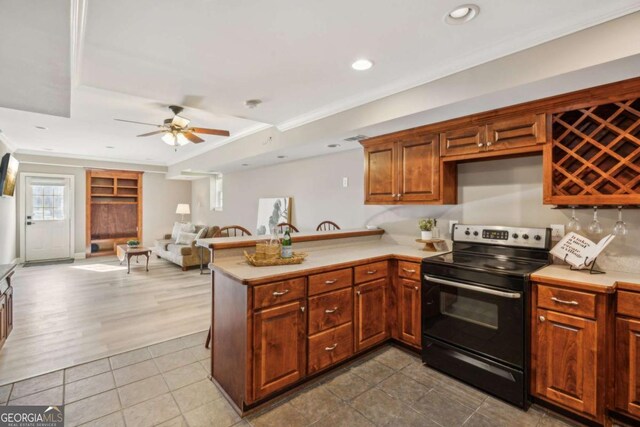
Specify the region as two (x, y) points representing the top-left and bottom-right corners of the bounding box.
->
(127, 239), (140, 248)
(419, 218), (437, 240)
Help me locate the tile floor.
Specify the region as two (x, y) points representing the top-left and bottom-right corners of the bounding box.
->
(0, 331), (586, 427)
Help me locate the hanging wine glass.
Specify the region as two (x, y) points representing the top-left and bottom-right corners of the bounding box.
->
(588, 206), (603, 236)
(566, 206), (582, 233)
(612, 206), (629, 236)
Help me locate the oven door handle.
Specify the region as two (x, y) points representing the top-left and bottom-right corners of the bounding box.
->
(423, 275), (522, 299)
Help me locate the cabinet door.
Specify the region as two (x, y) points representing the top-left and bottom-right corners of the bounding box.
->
(534, 308), (598, 417)
(364, 141), (397, 203)
(615, 317), (640, 418)
(439, 125), (485, 157)
(486, 113), (546, 151)
(355, 279), (388, 351)
(398, 279), (421, 347)
(397, 134), (440, 202)
(253, 300), (306, 400)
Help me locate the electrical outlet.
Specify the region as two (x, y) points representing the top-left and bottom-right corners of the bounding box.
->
(342, 177), (348, 188)
(550, 224), (565, 239)
(449, 220), (459, 235)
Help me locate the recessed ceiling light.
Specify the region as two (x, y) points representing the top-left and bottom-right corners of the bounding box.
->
(105, 146), (115, 149)
(351, 59), (373, 71)
(245, 99), (262, 109)
(445, 4), (479, 24)
(35, 126), (47, 130)
(277, 155), (287, 159)
(327, 144), (341, 148)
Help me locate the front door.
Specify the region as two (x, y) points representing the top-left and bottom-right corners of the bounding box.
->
(25, 177), (71, 261)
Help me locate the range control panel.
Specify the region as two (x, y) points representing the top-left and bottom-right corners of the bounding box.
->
(452, 224), (551, 249)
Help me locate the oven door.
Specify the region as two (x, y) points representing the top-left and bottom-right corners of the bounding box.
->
(422, 274), (524, 368)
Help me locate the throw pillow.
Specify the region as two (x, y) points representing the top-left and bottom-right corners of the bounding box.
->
(195, 227), (206, 240)
(171, 222), (195, 240)
(176, 231), (197, 245)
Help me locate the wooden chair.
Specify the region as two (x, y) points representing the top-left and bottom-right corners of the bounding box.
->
(213, 225), (252, 238)
(206, 225), (253, 348)
(276, 222), (299, 233)
(316, 221), (340, 231)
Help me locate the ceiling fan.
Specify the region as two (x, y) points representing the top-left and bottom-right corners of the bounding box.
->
(115, 105), (230, 146)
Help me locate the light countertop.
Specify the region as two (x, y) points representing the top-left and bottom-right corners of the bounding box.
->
(532, 264), (640, 293)
(210, 241), (448, 285)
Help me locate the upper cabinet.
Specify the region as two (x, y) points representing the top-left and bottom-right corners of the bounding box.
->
(543, 97), (640, 206)
(363, 132), (456, 205)
(440, 114), (546, 158)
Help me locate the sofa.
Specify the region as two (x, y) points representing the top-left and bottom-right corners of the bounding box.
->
(154, 224), (220, 270)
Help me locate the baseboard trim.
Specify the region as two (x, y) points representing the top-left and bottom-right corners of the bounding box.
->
(11, 257), (21, 265)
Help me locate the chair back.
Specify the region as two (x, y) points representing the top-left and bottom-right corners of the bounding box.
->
(316, 221), (340, 231)
(214, 225), (252, 238)
(276, 223), (299, 233)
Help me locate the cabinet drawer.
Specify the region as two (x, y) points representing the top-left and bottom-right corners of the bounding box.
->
(253, 278), (306, 310)
(537, 285), (596, 319)
(308, 288), (353, 335)
(308, 268), (352, 296)
(308, 323), (353, 374)
(398, 261), (420, 280)
(354, 261), (388, 284)
(617, 291), (640, 318)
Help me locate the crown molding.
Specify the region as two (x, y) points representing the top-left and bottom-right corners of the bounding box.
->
(15, 149), (168, 169)
(276, 5), (640, 132)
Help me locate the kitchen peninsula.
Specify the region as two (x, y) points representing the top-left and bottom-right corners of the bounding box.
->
(198, 229), (448, 414)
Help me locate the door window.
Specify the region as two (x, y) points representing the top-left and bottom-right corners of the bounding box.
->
(31, 185), (65, 220)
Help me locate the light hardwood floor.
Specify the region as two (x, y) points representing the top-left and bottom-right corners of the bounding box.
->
(0, 256), (210, 385)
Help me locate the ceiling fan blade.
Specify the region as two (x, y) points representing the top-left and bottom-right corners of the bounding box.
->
(189, 127), (230, 137)
(114, 119), (161, 127)
(182, 132), (205, 143)
(136, 130), (167, 137)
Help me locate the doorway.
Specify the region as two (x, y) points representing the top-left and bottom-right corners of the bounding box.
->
(20, 173), (75, 262)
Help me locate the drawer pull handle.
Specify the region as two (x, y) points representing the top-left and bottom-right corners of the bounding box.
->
(486, 141), (492, 147)
(325, 343), (338, 351)
(551, 296), (578, 306)
(477, 142), (484, 147)
(325, 307), (338, 314)
(366, 270), (377, 275)
(402, 268), (416, 273)
(272, 289), (290, 296)
(325, 279), (338, 284)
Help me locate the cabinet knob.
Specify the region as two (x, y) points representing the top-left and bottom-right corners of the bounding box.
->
(414, 286), (419, 291)
(539, 315), (545, 322)
(300, 306), (305, 312)
(477, 142), (484, 147)
(356, 290), (361, 295)
(486, 141), (492, 147)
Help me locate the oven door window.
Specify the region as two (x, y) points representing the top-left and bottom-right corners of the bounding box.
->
(423, 280), (524, 368)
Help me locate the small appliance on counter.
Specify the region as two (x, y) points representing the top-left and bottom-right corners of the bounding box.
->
(421, 224), (552, 409)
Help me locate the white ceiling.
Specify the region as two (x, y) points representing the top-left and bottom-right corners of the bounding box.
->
(1, 0), (639, 166)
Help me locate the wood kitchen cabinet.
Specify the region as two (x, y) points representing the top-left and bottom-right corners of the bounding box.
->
(355, 277), (389, 351)
(531, 283), (610, 424)
(614, 289), (640, 420)
(363, 133), (454, 204)
(396, 261), (421, 348)
(253, 299), (306, 400)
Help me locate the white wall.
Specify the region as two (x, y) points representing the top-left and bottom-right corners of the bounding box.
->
(0, 140), (17, 264)
(14, 155), (191, 257)
(192, 149), (640, 273)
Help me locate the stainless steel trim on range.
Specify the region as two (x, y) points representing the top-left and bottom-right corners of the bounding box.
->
(423, 275), (522, 299)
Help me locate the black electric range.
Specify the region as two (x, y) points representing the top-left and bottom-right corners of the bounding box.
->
(421, 224), (551, 409)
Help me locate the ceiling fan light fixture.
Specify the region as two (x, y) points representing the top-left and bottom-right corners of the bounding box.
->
(176, 133), (190, 146)
(172, 115), (191, 128)
(162, 132), (177, 146)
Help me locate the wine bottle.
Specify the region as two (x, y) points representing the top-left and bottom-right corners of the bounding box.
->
(281, 227), (292, 258)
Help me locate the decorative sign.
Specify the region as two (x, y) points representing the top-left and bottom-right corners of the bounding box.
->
(550, 232), (615, 269)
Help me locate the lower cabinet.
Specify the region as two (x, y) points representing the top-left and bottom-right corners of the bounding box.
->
(0, 294), (6, 348)
(355, 278), (389, 351)
(253, 300), (306, 400)
(534, 308), (598, 416)
(615, 289), (640, 420)
(308, 322), (353, 374)
(398, 278), (421, 347)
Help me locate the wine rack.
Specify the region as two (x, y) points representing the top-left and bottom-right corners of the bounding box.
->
(545, 98), (640, 205)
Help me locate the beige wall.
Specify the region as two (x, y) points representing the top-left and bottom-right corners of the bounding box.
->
(14, 155), (191, 257)
(0, 140), (17, 264)
(192, 149), (640, 273)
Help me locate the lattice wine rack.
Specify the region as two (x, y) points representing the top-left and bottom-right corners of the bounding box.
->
(547, 97), (640, 205)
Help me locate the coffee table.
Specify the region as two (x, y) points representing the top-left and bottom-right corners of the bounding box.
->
(116, 245), (151, 274)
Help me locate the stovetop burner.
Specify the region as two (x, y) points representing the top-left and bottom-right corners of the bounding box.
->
(426, 252), (548, 277)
